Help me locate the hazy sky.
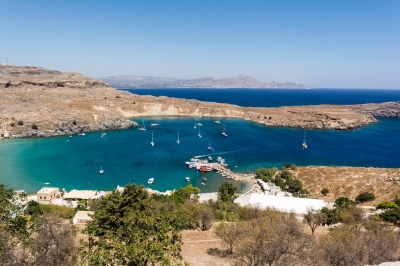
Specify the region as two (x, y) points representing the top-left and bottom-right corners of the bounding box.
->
(1, 0), (399, 88)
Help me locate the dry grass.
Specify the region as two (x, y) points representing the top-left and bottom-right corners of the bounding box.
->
(295, 166), (400, 204)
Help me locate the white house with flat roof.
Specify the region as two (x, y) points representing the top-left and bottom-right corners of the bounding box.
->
(63, 190), (100, 201)
(37, 187), (60, 205)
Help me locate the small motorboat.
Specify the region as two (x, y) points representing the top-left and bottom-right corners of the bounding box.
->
(148, 178), (154, 184)
(185, 177), (190, 182)
(202, 177), (207, 182)
(214, 120), (221, 124)
(78, 133), (86, 136)
(207, 156), (212, 161)
(101, 133), (106, 137)
(197, 123), (202, 126)
(151, 123), (159, 127)
(99, 166), (104, 175)
(69, 135), (72, 138)
(201, 182), (206, 186)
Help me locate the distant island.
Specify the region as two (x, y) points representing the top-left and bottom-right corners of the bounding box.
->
(99, 74), (310, 89)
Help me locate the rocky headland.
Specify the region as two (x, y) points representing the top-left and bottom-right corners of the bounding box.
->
(1, 65), (398, 139)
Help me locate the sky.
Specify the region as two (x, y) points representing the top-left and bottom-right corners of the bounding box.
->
(1, 0), (399, 89)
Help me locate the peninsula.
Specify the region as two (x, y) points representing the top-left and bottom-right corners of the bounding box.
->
(100, 74), (310, 89)
(1, 65), (398, 139)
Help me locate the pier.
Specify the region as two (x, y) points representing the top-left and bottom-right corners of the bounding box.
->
(211, 163), (256, 182)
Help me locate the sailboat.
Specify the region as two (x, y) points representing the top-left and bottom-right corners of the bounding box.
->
(222, 124), (228, 137)
(176, 131), (180, 144)
(139, 119), (146, 131)
(302, 131), (308, 149)
(198, 127), (202, 138)
(99, 166), (104, 174)
(208, 142), (213, 151)
(151, 131), (154, 146)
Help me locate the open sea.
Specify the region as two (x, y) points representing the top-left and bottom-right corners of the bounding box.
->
(1, 89), (399, 194)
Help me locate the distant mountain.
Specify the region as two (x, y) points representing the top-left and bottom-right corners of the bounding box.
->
(100, 74), (310, 89)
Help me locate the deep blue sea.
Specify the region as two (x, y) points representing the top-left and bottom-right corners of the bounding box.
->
(0, 89), (399, 194)
(121, 88), (400, 107)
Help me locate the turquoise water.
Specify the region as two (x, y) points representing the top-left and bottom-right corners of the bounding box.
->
(0, 116), (399, 194)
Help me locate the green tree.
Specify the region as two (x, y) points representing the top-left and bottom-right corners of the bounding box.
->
(170, 184), (200, 204)
(255, 167), (277, 182)
(83, 184), (186, 265)
(355, 192), (375, 203)
(380, 209), (400, 226)
(218, 182), (238, 203)
(321, 207), (340, 225)
(335, 197), (355, 209)
(321, 188), (329, 196)
(274, 175), (285, 188)
(24, 200), (43, 216)
(285, 178), (303, 193)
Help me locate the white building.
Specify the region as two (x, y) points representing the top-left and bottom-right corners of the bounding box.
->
(63, 190), (100, 201)
(235, 194), (326, 215)
(37, 187), (60, 205)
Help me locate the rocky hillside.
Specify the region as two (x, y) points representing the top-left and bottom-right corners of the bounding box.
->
(100, 74), (310, 89)
(0, 65), (380, 139)
(0, 66), (137, 138)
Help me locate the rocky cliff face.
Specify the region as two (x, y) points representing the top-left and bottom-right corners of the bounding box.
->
(0, 65), (379, 139)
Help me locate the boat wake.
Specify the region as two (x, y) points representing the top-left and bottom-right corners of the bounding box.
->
(196, 147), (256, 158)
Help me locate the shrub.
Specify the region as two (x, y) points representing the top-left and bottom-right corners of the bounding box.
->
(355, 192), (375, 203)
(10, 122), (15, 127)
(72, 120), (76, 125)
(321, 188), (329, 196)
(31, 124), (38, 130)
(18, 120), (23, 125)
(115, 95), (121, 98)
(376, 201), (399, 210)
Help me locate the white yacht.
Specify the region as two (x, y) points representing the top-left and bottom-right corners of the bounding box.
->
(151, 123), (159, 127)
(78, 133), (86, 136)
(148, 178), (154, 184)
(222, 124), (228, 137)
(302, 131), (308, 149)
(208, 142), (213, 150)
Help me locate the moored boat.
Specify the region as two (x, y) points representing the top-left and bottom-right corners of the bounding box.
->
(148, 178), (154, 184)
(185, 177), (190, 182)
(151, 123), (159, 127)
(99, 166), (104, 174)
